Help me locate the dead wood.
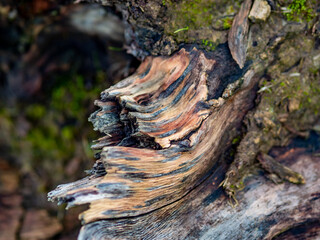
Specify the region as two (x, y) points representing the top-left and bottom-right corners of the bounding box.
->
(228, 0), (252, 69)
(77, 140), (320, 240)
(47, 0), (320, 239)
(48, 45), (252, 223)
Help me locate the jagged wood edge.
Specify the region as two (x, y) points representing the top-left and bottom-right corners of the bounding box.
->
(48, 45), (246, 223)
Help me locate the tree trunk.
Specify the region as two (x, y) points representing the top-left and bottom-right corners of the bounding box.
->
(49, 0), (320, 239)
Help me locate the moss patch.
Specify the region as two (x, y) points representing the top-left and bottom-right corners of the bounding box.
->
(283, 0), (317, 22)
(163, 0), (240, 47)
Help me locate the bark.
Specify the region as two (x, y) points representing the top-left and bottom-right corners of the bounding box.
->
(48, 0), (320, 239)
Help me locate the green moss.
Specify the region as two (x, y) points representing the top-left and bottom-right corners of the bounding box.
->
(164, 0), (239, 47)
(50, 74), (103, 119)
(164, 0), (214, 38)
(299, 77), (320, 114)
(222, 17), (232, 30)
(284, 0), (316, 22)
(173, 0), (214, 29)
(201, 39), (217, 51)
(232, 136), (241, 144)
(26, 104), (46, 120)
(61, 126), (74, 141)
(262, 65), (320, 136)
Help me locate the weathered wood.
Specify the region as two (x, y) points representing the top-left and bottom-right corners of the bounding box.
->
(77, 144), (320, 240)
(48, 44), (252, 224)
(257, 153), (305, 184)
(228, 0), (252, 69)
(47, 1), (320, 238)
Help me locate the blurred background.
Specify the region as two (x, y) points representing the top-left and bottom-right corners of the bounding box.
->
(0, 1), (138, 239)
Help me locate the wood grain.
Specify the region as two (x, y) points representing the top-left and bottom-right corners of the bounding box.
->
(78, 146), (320, 240)
(48, 45), (251, 224)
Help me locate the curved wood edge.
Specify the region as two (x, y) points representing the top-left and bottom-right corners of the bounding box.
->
(48, 45), (249, 223)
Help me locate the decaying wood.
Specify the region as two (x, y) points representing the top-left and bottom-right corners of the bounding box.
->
(257, 153), (305, 184)
(46, 30), (320, 240)
(228, 0), (252, 69)
(77, 144), (320, 240)
(48, 44), (252, 224)
(47, 0), (320, 238)
(71, 139), (320, 240)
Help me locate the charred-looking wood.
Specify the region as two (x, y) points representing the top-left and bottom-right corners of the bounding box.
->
(48, 44), (255, 224)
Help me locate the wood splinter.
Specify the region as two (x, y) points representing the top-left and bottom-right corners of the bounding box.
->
(48, 45), (256, 224)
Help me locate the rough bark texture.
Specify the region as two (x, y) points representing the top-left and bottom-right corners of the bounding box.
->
(48, 0), (320, 239)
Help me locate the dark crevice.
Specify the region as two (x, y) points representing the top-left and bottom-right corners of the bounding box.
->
(273, 220), (320, 240)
